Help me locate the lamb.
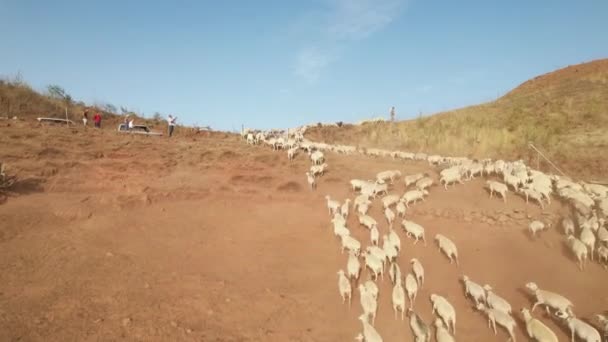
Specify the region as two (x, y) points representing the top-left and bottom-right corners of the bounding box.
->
(310, 163), (328, 177)
(407, 309), (431, 342)
(562, 217), (575, 236)
(528, 220), (548, 238)
(359, 214), (378, 230)
(483, 285), (512, 314)
(388, 261), (402, 285)
(382, 235), (398, 262)
(347, 251), (361, 281)
(467, 162), (484, 180)
(410, 258), (425, 288)
(287, 147), (297, 161)
(434, 234), (459, 266)
(434, 318), (455, 342)
(518, 187), (545, 209)
(439, 171), (464, 190)
(475, 303), (517, 342)
(310, 150), (324, 165)
(372, 183), (388, 197)
(392, 279), (406, 320)
(525, 282), (574, 316)
(402, 189), (428, 207)
(415, 177), (434, 191)
(381, 194), (400, 209)
(356, 314), (383, 342)
(350, 179), (370, 192)
(384, 207), (395, 227)
(520, 308), (558, 342)
(366, 246), (387, 270)
(405, 273), (418, 309)
(486, 180), (508, 203)
(341, 199), (351, 219)
(333, 223), (350, 238)
(246, 133), (255, 144)
(401, 219), (427, 245)
(580, 227), (596, 261)
(370, 226), (379, 246)
(404, 173), (425, 187)
(364, 251), (384, 280)
(554, 310), (601, 342)
(325, 195), (341, 216)
(354, 193), (371, 209)
(357, 202), (370, 216)
(305, 172), (316, 190)
(340, 235), (361, 255)
(597, 245), (608, 267)
(358, 287), (379, 326)
(388, 228), (401, 251)
(363, 279), (379, 301)
(566, 235), (588, 271)
(430, 294), (456, 335)
(337, 269), (352, 307)
(396, 200), (406, 217)
(461, 275), (486, 306)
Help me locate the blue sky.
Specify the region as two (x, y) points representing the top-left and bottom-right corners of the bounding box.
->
(1, 0), (607, 131)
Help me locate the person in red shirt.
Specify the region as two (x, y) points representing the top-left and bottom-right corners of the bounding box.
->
(93, 113), (102, 128)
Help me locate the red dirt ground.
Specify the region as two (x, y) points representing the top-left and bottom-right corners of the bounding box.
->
(1, 121), (606, 341)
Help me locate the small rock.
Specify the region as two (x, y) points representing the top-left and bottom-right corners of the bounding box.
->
(207, 309), (214, 316)
(186, 328), (192, 334)
(94, 318), (103, 324)
(464, 216), (473, 223)
(144, 283), (150, 289)
(105, 252), (114, 257)
(170, 321), (178, 328)
(122, 317), (131, 327)
(225, 298), (231, 303)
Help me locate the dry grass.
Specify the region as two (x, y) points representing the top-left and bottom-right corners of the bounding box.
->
(307, 59), (608, 180)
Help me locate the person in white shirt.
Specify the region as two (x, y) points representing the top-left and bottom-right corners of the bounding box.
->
(167, 115), (177, 137)
(128, 118), (134, 130)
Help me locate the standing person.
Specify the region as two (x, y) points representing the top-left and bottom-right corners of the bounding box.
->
(128, 118), (135, 130)
(93, 112), (102, 128)
(83, 110), (89, 126)
(390, 106), (396, 122)
(124, 115), (130, 131)
(167, 114), (177, 137)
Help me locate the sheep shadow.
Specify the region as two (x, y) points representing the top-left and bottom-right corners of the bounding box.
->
(9, 177), (45, 195)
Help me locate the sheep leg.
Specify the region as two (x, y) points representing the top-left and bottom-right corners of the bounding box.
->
(531, 302), (539, 312)
(489, 190), (493, 198)
(491, 317), (497, 335)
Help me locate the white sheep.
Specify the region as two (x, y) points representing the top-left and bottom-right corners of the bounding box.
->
(357, 202), (370, 216)
(525, 282), (574, 316)
(392, 279), (406, 320)
(461, 275), (485, 306)
(475, 303), (517, 342)
(366, 246), (386, 271)
(287, 147), (297, 161)
(430, 294), (456, 335)
(350, 179), (369, 192)
(305, 172), (316, 190)
(554, 310), (601, 342)
(370, 226), (379, 246)
(381, 194), (400, 209)
(407, 309), (431, 342)
(595, 225), (608, 245)
(364, 251), (384, 281)
(562, 217), (575, 236)
(341, 235), (361, 255)
(402, 189), (428, 207)
(486, 180), (508, 203)
(382, 235), (398, 262)
(337, 269), (352, 307)
(416, 177), (434, 191)
(402, 220), (427, 245)
(396, 200), (406, 217)
(404, 173), (425, 187)
(359, 214), (378, 230)
(325, 195), (341, 216)
(597, 245), (608, 267)
(364, 279), (379, 301)
(435, 234), (459, 266)
(503, 173), (522, 190)
(341, 199), (351, 219)
(384, 207), (395, 227)
(520, 308), (558, 342)
(580, 227), (596, 261)
(594, 314), (608, 339)
(566, 235), (588, 271)
(358, 287), (378, 326)
(310, 163), (328, 177)
(388, 228), (401, 251)
(440, 171), (464, 190)
(528, 220), (548, 238)
(434, 318), (455, 342)
(333, 223), (350, 239)
(388, 261), (402, 285)
(483, 285), (512, 314)
(410, 258), (425, 288)
(310, 150), (324, 165)
(347, 251), (361, 281)
(518, 186), (545, 209)
(405, 273), (418, 309)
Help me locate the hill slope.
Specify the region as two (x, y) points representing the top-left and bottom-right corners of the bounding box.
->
(307, 59), (608, 180)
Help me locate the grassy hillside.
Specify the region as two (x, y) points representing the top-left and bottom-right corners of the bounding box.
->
(0, 78), (162, 130)
(307, 59), (608, 180)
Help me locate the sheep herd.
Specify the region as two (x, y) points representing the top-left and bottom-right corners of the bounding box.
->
(241, 126), (608, 341)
